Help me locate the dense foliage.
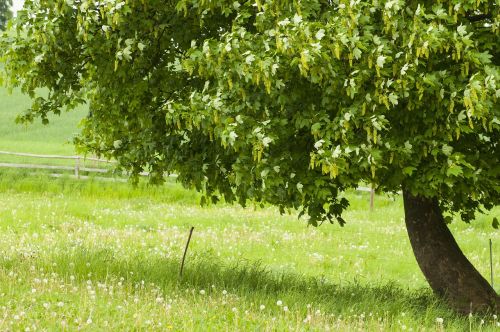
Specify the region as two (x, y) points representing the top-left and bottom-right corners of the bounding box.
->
(1, 0), (499, 225)
(0, 0), (12, 30)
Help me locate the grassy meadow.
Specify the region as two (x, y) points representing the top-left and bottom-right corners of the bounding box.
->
(0, 87), (86, 165)
(0, 87), (499, 331)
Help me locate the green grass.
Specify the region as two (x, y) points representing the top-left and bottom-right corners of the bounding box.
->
(0, 170), (498, 331)
(0, 87), (87, 165)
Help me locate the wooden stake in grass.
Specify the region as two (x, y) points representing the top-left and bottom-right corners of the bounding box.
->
(179, 227), (194, 278)
(369, 187), (375, 212)
(490, 239), (494, 289)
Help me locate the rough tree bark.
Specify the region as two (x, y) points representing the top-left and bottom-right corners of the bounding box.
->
(402, 190), (499, 313)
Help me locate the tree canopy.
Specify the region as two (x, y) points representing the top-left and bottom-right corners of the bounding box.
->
(1, 0), (498, 225)
(0, 0), (12, 30)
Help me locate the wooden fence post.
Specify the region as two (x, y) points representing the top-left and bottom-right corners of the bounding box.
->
(75, 156), (80, 178)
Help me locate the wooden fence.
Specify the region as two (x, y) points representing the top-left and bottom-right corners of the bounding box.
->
(0, 150), (115, 177)
(0, 150), (376, 208)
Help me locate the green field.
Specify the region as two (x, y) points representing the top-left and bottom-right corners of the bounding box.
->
(0, 87), (87, 166)
(0, 87), (499, 330)
(0, 170), (498, 331)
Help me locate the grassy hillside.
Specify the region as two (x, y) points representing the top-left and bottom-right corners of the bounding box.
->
(0, 87), (86, 165)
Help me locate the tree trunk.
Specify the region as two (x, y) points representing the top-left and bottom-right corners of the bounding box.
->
(402, 190), (499, 313)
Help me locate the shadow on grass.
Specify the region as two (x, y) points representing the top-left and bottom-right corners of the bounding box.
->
(3, 247), (458, 320)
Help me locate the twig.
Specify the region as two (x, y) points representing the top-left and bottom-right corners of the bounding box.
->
(179, 227), (194, 278)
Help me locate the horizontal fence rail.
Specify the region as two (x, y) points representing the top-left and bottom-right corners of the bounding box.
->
(0, 150), (115, 177)
(0, 150), (376, 206)
(0, 150), (114, 163)
(0, 150), (154, 178)
(0, 162), (108, 173)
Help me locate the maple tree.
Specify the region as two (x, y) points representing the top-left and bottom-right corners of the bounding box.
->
(1, 0), (498, 312)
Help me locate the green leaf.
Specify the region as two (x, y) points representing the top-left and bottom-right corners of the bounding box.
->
(493, 217), (499, 230)
(353, 47), (362, 60)
(442, 144), (453, 156)
(403, 167), (416, 176)
(446, 164), (463, 177)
